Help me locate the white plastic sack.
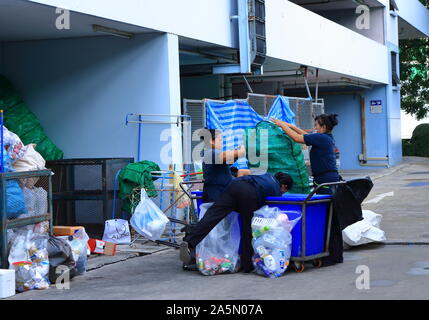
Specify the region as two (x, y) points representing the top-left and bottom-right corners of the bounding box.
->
(102, 219), (131, 244)
(196, 203), (241, 276)
(2, 126), (27, 162)
(8, 230), (50, 292)
(130, 189), (169, 241)
(342, 210), (386, 246)
(251, 206), (301, 278)
(58, 229), (90, 275)
(21, 187), (48, 218)
(13, 144), (46, 188)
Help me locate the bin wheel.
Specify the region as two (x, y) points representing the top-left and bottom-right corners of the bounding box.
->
(312, 259), (322, 268)
(293, 262), (305, 273)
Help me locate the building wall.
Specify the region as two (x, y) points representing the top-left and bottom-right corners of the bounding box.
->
(29, 0), (239, 48)
(316, 7), (385, 44)
(386, 40), (403, 166)
(322, 94), (363, 170)
(265, 0), (389, 84)
(322, 86), (392, 170)
(396, 0), (429, 37)
(0, 33), (181, 168)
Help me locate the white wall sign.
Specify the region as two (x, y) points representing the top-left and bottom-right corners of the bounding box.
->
(370, 100), (383, 114)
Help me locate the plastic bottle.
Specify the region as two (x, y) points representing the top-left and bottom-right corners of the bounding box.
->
(260, 230), (291, 249)
(271, 248), (286, 274)
(254, 258), (273, 278)
(252, 225), (271, 238)
(197, 258), (204, 270)
(255, 246), (277, 271)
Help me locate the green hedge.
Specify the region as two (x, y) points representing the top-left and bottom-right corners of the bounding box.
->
(402, 139), (415, 156)
(403, 124), (429, 157)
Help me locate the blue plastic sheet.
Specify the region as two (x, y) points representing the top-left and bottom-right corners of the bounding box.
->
(205, 96), (298, 169)
(267, 96), (296, 125)
(205, 100), (263, 169)
(1, 147), (27, 218)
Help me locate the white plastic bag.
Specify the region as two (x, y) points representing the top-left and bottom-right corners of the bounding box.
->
(12, 144), (46, 188)
(196, 203), (241, 276)
(342, 210), (386, 246)
(21, 187), (48, 218)
(251, 206), (301, 278)
(58, 228), (90, 275)
(102, 219), (131, 244)
(8, 230), (50, 292)
(2, 126), (27, 162)
(130, 189), (169, 241)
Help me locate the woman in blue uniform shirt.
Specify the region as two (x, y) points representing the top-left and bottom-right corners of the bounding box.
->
(201, 129), (247, 203)
(271, 114), (343, 266)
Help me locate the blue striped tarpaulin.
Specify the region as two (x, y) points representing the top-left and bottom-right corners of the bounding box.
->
(205, 100), (262, 169)
(205, 97), (296, 169)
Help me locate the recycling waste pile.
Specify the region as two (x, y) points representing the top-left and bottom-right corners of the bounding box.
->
(195, 203), (241, 276)
(7, 227), (89, 293)
(0, 123), (91, 296)
(251, 206), (301, 278)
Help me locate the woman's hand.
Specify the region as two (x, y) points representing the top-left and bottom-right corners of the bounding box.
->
(270, 118), (305, 144)
(271, 118), (288, 128)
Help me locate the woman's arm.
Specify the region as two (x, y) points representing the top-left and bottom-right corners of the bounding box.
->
(288, 123), (310, 135)
(271, 118), (305, 144)
(220, 145), (246, 163)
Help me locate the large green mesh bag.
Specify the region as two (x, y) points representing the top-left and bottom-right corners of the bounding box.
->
(245, 121), (310, 194)
(0, 75), (64, 160)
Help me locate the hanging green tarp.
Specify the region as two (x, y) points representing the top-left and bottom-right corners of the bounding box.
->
(118, 160), (161, 214)
(0, 75), (64, 160)
(245, 121), (310, 194)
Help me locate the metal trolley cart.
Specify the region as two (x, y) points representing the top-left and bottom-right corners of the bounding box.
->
(127, 176), (204, 249)
(265, 181), (346, 272)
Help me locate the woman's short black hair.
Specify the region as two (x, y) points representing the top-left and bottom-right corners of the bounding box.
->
(314, 114), (339, 132)
(275, 172), (294, 190)
(200, 128), (221, 141)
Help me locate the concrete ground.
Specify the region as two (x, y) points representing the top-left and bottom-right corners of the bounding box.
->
(7, 157), (429, 300)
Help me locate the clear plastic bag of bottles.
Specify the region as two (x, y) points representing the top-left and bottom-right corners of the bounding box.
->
(251, 206), (301, 278)
(196, 203), (241, 276)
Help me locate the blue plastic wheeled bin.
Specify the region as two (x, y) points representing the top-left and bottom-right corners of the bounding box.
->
(191, 191), (204, 216)
(265, 181), (346, 271)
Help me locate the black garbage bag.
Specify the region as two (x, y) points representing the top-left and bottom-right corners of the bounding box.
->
(346, 176), (374, 204)
(331, 176), (374, 230)
(47, 236), (78, 284)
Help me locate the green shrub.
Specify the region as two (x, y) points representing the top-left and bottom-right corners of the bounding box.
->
(410, 124), (429, 157)
(402, 139), (415, 156)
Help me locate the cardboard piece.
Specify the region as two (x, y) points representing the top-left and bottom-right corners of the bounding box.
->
(104, 242), (117, 256)
(53, 226), (84, 236)
(88, 239), (116, 256)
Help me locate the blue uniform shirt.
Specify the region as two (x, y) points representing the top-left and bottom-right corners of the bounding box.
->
(202, 148), (233, 202)
(303, 133), (339, 184)
(238, 173), (282, 206)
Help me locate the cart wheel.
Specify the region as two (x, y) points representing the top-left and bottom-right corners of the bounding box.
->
(312, 259), (322, 268)
(293, 262), (305, 273)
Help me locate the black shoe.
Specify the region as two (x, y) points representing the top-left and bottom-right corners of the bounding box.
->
(182, 262), (198, 272)
(180, 224), (197, 234)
